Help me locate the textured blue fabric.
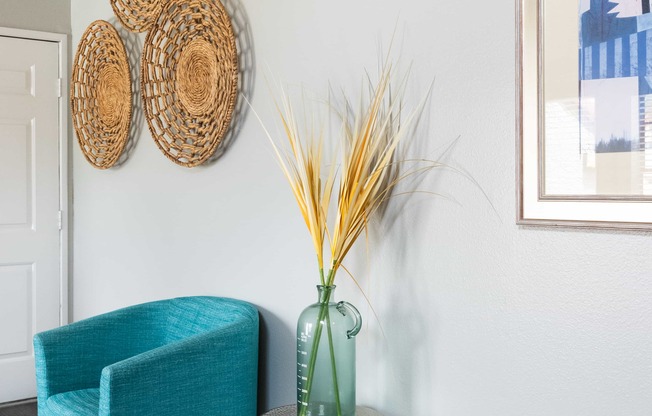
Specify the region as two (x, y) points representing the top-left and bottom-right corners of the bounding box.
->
(34, 297), (259, 416)
(45, 388), (100, 416)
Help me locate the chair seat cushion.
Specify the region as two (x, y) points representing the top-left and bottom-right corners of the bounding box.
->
(46, 388), (100, 416)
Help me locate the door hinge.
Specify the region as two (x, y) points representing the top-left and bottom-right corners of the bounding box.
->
(58, 210), (63, 230)
(57, 78), (62, 98)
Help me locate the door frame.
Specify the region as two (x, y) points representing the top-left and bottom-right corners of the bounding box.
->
(0, 27), (69, 327)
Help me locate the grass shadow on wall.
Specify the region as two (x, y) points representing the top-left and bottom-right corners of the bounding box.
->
(384, 205), (437, 415)
(364, 96), (445, 413)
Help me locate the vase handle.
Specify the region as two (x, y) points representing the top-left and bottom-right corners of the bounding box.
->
(336, 301), (362, 339)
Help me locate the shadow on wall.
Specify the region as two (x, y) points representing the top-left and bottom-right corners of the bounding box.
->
(205, 0), (255, 164)
(257, 306), (295, 414)
(383, 207), (436, 415)
(357, 201), (437, 415)
(367, 118), (441, 413)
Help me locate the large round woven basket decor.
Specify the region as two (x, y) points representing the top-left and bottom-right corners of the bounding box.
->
(110, 0), (165, 33)
(141, 0), (238, 167)
(71, 20), (132, 169)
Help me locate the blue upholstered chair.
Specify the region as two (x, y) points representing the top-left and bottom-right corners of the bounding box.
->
(33, 296), (259, 416)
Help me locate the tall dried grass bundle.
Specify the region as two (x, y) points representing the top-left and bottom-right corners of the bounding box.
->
(262, 63), (433, 286)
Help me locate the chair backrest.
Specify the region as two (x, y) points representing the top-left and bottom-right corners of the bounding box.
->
(162, 296), (259, 343)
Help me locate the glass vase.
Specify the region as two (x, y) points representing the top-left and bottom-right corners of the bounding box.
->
(296, 285), (362, 416)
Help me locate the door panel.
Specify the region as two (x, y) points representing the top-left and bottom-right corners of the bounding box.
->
(0, 264), (32, 356)
(0, 66), (33, 96)
(0, 121), (32, 227)
(0, 35), (61, 403)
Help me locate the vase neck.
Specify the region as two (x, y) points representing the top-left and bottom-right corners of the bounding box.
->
(316, 285), (336, 304)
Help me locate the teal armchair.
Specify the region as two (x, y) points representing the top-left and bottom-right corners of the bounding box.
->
(33, 297), (259, 416)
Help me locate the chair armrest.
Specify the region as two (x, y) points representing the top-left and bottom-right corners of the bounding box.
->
(33, 305), (165, 402)
(98, 317), (259, 416)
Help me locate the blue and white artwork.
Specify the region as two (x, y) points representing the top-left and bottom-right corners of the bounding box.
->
(579, 0), (652, 154)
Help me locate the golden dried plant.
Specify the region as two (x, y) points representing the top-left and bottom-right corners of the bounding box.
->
(255, 62), (435, 287)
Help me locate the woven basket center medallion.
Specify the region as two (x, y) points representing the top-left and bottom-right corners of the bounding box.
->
(176, 38), (218, 115)
(97, 66), (129, 129)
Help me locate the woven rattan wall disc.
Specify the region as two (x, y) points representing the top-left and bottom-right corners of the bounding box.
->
(71, 20), (132, 169)
(110, 0), (164, 33)
(141, 0), (238, 167)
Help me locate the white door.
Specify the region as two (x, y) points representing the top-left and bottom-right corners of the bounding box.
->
(0, 33), (62, 403)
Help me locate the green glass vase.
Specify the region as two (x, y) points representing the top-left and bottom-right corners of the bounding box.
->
(296, 285), (362, 416)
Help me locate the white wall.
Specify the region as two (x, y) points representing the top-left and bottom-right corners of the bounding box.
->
(0, 0), (70, 34)
(70, 1), (652, 415)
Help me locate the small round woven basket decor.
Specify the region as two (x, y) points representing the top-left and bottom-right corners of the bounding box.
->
(141, 0), (238, 167)
(71, 20), (132, 169)
(110, 0), (165, 33)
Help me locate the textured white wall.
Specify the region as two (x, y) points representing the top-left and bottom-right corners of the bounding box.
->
(0, 0), (70, 34)
(70, 1), (652, 415)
